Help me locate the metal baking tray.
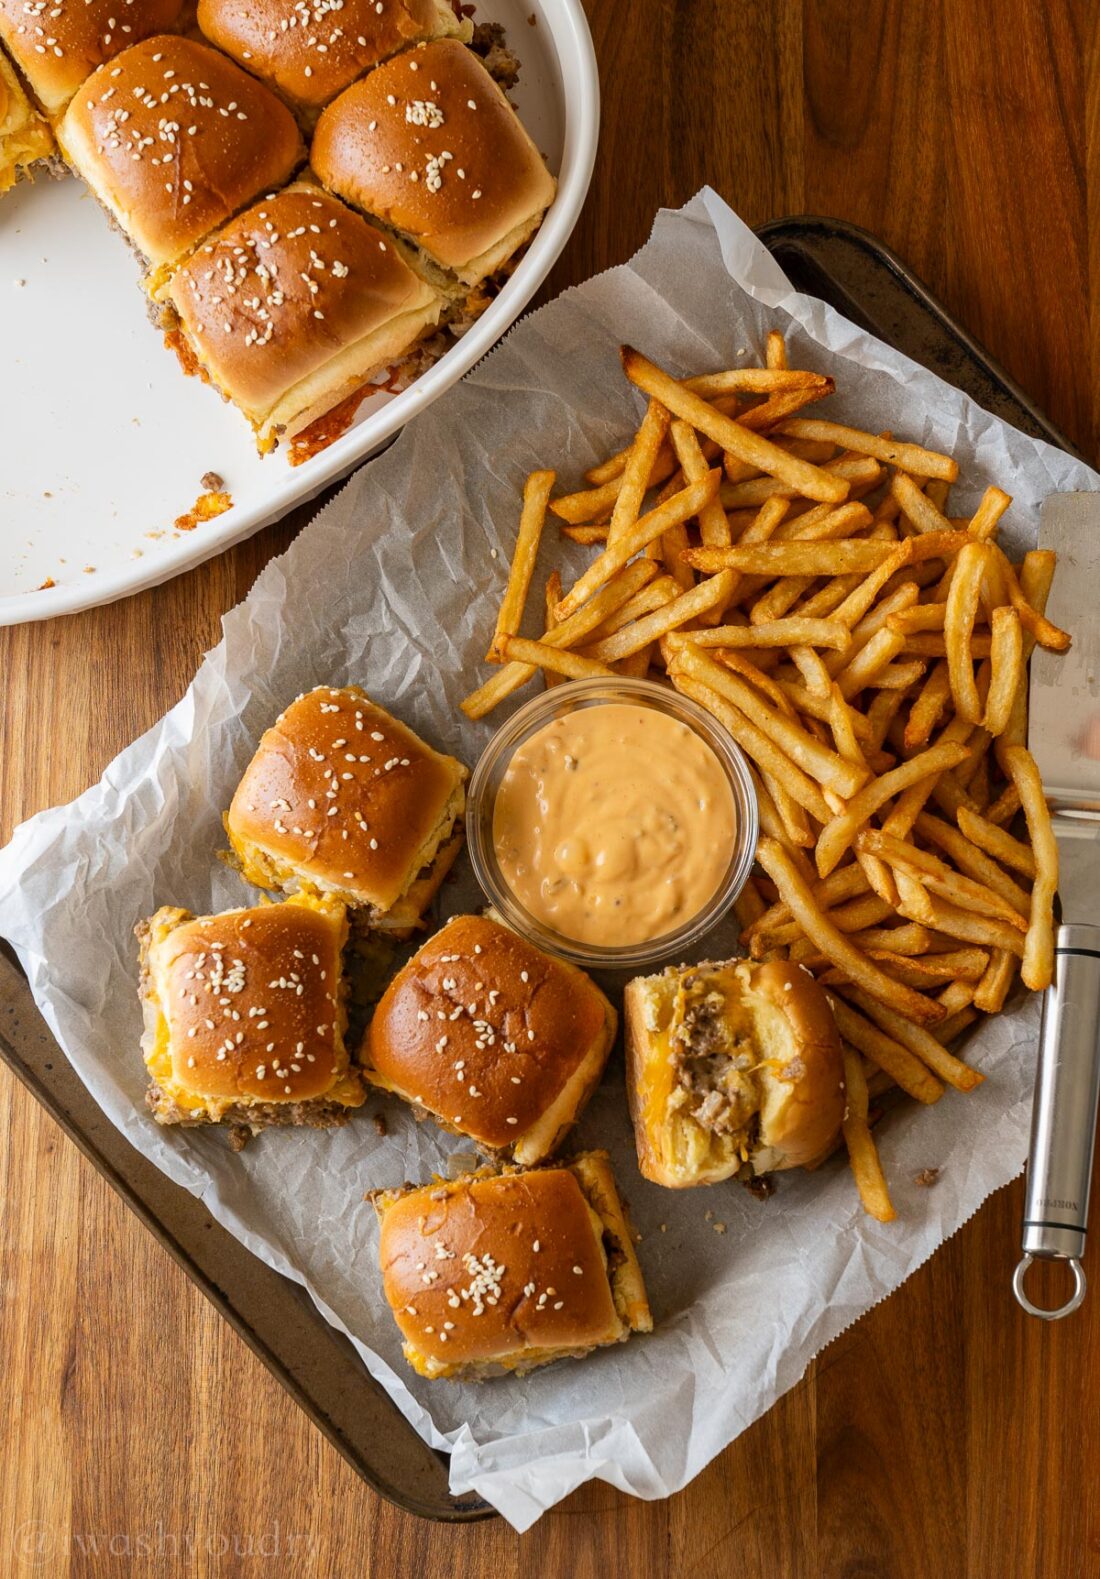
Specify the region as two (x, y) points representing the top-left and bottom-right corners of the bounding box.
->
(0, 216), (1075, 1523)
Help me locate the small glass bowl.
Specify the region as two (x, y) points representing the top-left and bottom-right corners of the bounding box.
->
(466, 676), (759, 971)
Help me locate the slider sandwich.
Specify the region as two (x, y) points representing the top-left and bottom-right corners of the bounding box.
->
(137, 893), (365, 1148)
(0, 46), (56, 191)
(162, 181), (444, 452)
(311, 37), (556, 290)
(226, 685), (466, 936)
(624, 958), (846, 1189)
(366, 914), (616, 1164)
(372, 1153), (652, 1380)
(57, 35), (304, 292)
(197, 0), (470, 120)
(0, 0), (184, 118)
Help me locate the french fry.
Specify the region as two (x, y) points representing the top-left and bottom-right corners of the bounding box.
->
(757, 838), (946, 1025)
(550, 476), (625, 524)
(588, 572), (737, 663)
(606, 399), (671, 548)
(979, 605), (1022, 736)
(621, 347), (851, 503)
(944, 540), (994, 722)
(555, 471), (720, 621)
(993, 548), (1071, 653)
(488, 469), (554, 660)
(561, 524), (611, 545)
(686, 541), (898, 576)
(973, 948), (1018, 1013)
(678, 645), (870, 797)
(833, 626), (907, 699)
(985, 781), (1022, 826)
(842, 988), (983, 1092)
(890, 472), (954, 536)
(891, 869), (1026, 956)
(766, 330), (787, 370)
(912, 811), (1033, 915)
(968, 485), (1012, 541)
(777, 420), (959, 481)
(666, 617), (852, 652)
(543, 570), (565, 688)
(499, 637), (618, 680)
(814, 739), (970, 877)
(996, 548), (1058, 758)
(461, 560), (657, 718)
(673, 676), (833, 823)
(1002, 745), (1058, 990)
(856, 829), (1027, 927)
(956, 805), (1036, 878)
(683, 367), (828, 397)
(849, 923), (938, 956)
(904, 660), (952, 750)
(840, 1043), (896, 1222)
(828, 996), (944, 1103)
(719, 454), (881, 509)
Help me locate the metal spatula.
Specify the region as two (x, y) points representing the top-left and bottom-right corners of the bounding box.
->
(1013, 493), (1100, 1320)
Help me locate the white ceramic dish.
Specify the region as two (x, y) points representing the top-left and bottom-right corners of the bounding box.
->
(0, 0), (598, 626)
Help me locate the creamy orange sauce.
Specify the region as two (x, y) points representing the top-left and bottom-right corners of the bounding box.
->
(492, 702), (737, 947)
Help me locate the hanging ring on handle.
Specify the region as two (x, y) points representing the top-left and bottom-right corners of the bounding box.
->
(1012, 1253), (1087, 1320)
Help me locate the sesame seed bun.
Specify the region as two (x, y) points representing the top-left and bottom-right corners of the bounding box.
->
(57, 36), (304, 277)
(624, 958), (846, 1189)
(366, 915), (616, 1164)
(311, 37), (555, 286)
(137, 894), (365, 1140)
(226, 685), (467, 931)
(372, 1152), (651, 1380)
(0, 45), (55, 190)
(0, 0), (185, 118)
(197, 0), (469, 115)
(163, 181), (443, 450)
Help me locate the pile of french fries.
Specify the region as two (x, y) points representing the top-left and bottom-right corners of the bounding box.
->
(462, 332), (1069, 1222)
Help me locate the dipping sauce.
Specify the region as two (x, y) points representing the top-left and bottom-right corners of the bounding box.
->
(492, 702), (737, 947)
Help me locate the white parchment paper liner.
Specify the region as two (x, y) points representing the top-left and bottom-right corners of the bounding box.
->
(1, 190), (1096, 1530)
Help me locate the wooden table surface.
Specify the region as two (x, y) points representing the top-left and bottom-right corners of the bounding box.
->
(3, 2), (1099, 1574)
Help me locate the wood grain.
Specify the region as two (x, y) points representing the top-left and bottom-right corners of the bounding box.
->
(3, 2), (1100, 1573)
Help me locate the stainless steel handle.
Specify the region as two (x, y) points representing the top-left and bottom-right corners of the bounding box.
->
(1014, 923), (1100, 1319)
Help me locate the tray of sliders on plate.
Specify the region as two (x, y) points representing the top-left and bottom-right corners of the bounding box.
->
(0, 213), (1078, 1523)
(0, 0), (597, 625)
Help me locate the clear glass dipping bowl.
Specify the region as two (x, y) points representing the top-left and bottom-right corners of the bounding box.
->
(466, 677), (759, 971)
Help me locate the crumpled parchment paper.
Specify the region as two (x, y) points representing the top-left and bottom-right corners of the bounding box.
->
(1, 189), (1097, 1530)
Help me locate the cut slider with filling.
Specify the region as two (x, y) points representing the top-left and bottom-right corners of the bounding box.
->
(0, 0), (184, 118)
(226, 685), (467, 936)
(57, 35), (304, 290)
(372, 1152), (652, 1380)
(137, 893), (365, 1149)
(365, 914), (616, 1164)
(311, 37), (556, 288)
(162, 182), (444, 453)
(197, 0), (469, 118)
(624, 958), (846, 1188)
(0, 46), (56, 192)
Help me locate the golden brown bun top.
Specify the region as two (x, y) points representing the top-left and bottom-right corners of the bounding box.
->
(367, 915), (612, 1146)
(59, 36), (303, 266)
(167, 182), (435, 414)
(146, 896), (349, 1104)
(311, 38), (555, 273)
(0, 0), (184, 116)
(744, 959), (846, 1167)
(377, 1166), (620, 1367)
(197, 0), (465, 111)
(227, 685), (466, 911)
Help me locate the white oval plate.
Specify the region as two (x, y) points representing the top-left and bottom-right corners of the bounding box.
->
(0, 0), (598, 625)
